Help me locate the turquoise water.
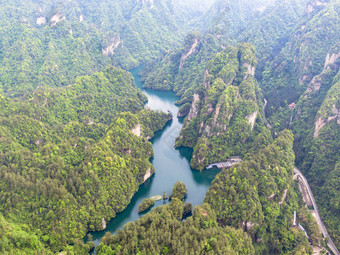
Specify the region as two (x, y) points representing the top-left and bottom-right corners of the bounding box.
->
(88, 66), (220, 249)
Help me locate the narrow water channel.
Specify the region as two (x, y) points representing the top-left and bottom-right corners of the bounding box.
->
(89, 66), (220, 249)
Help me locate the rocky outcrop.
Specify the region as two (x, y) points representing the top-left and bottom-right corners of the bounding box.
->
(299, 75), (310, 84)
(131, 124), (141, 137)
(179, 38), (199, 70)
(36, 17), (46, 25)
(102, 218), (107, 230)
(212, 104), (221, 126)
(306, 0), (329, 14)
(35, 139), (43, 145)
(324, 52), (340, 69)
(143, 168), (152, 182)
(314, 104), (340, 139)
(50, 13), (65, 27)
(308, 75), (323, 92)
(244, 63), (256, 78)
(242, 221), (258, 230)
(308, 50), (340, 92)
(327, 104), (340, 123)
(267, 193), (275, 200)
(246, 111), (258, 131)
(278, 189), (288, 205)
(203, 69), (211, 89)
(187, 93), (200, 121)
(314, 117), (326, 138)
(102, 36), (122, 56)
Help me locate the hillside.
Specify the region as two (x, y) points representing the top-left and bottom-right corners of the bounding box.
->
(142, 0), (309, 97)
(292, 63), (340, 246)
(0, 67), (170, 253)
(259, 0), (340, 246)
(261, 0), (340, 131)
(205, 130), (314, 254)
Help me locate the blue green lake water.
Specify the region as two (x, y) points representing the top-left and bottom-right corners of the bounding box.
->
(88, 66), (220, 250)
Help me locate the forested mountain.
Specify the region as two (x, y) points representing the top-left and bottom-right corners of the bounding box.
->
(0, 67), (171, 253)
(0, 0), (206, 96)
(143, 0), (308, 97)
(204, 130), (315, 254)
(258, 0), (340, 246)
(0, 0), (339, 254)
(292, 44), (340, 246)
(145, 42), (272, 170)
(175, 44), (271, 170)
(262, 0), (340, 130)
(144, 41), (271, 171)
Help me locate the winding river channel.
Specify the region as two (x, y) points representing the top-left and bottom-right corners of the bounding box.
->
(88, 66), (221, 249)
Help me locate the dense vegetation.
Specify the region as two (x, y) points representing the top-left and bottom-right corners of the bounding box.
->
(262, 0), (340, 131)
(138, 199), (155, 213)
(169, 181), (188, 200)
(258, 1), (340, 246)
(142, 0), (309, 98)
(205, 130), (313, 254)
(96, 132), (313, 255)
(0, 0), (208, 96)
(142, 0), (340, 248)
(0, 67), (170, 253)
(0, 0), (339, 253)
(175, 44), (271, 170)
(293, 65), (340, 245)
(97, 190), (255, 255)
(0, 212), (54, 255)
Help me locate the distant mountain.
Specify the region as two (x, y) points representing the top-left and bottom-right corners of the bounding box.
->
(0, 0), (203, 96)
(261, 0), (339, 127)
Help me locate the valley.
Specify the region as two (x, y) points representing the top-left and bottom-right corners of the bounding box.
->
(87, 66), (221, 249)
(0, 0), (339, 254)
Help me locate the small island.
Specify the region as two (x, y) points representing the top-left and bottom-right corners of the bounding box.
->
(169, 181), (187, 201)
(138, 198), (155, 213)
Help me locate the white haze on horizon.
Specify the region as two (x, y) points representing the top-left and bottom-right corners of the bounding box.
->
(175, 0), (276, 12)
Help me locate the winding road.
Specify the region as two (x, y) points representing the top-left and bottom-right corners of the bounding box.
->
(294, 167), (339, 255)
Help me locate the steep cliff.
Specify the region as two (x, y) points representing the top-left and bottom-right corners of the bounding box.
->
(176, 44), (271, 170)
(261, 0), (340, 130)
